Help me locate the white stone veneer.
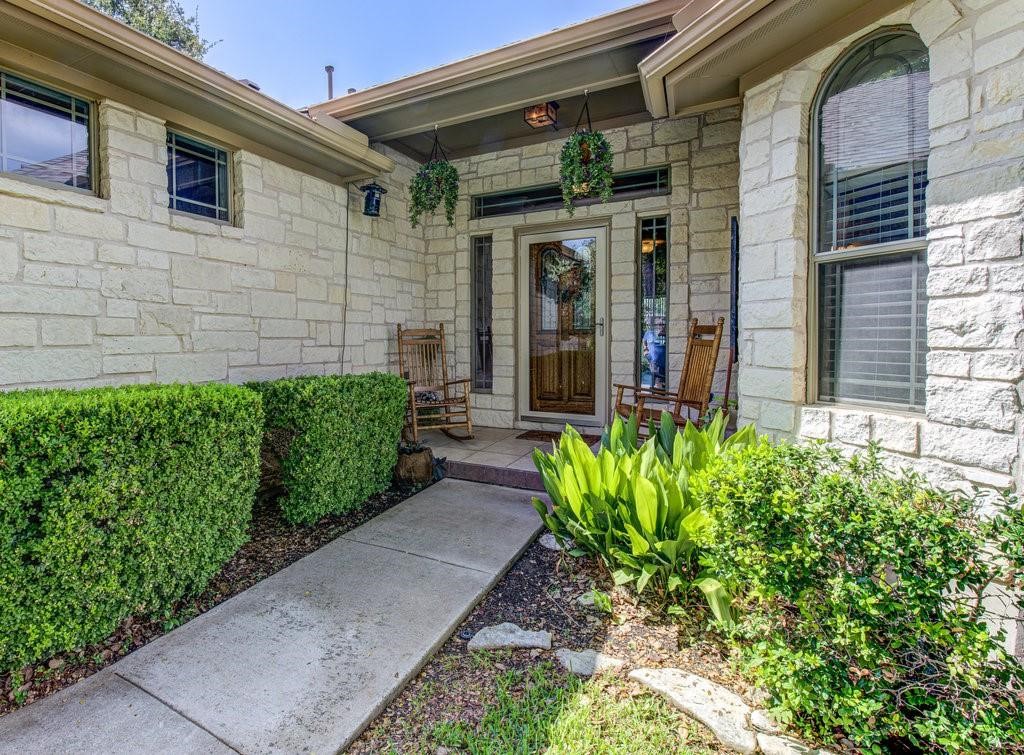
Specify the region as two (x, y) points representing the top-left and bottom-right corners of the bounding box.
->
(0, 101), (425, 387)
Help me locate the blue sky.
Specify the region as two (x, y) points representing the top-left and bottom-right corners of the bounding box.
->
(196, 0), (638, 108)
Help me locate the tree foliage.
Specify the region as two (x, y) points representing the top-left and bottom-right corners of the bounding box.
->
(82, 0), (213, 59)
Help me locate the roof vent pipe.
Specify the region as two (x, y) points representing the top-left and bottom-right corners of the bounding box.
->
(325, 65), (335, 99)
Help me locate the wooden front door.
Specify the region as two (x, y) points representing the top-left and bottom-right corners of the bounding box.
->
(518, 228), (607, 423)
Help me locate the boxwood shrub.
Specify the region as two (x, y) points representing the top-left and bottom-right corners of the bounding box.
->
(247, 373), (407, 524)
(0, 383), (263, 672)
(697, 440), (1024, 753)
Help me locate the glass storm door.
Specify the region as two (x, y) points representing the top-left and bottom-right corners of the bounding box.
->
(518, 228), (608, 424)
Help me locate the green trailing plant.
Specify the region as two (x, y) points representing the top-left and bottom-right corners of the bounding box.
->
(697, 440), (1024, 753)
(559, 131), (614, 216)
(409, 159), (459, 228)
(531, 410), (754, 621)
(247, 373), (407, 524)
(0, 383), (262, 672)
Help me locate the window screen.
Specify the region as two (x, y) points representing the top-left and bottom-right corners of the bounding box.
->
(471, 235), (493, 390)
(0, 71), (91, 190)
(167, 131), (230, 221)
(818, 252), (927, 408)
(815, 31), (929, 411)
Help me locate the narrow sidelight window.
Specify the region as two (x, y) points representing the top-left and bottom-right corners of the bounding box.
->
(813, 30), (929, 410)
(0, 71), (91, 190)
(167, 131), (230, 221)
(471, 235), (493, 391)
(637, 217), (669, 389)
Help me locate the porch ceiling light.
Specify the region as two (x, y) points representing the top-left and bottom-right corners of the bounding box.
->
(524, 101), (559, 129)
(359, 181), (387, 217)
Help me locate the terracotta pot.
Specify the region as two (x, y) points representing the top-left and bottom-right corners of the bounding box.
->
(394, 448), (434, 485)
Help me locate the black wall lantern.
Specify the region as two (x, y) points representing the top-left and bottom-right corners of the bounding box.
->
(359, 181), (387, 217)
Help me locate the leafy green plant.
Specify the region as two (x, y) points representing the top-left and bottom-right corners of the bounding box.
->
(698, 440), (1024, 753)
(247, 373), (407, 524)
(559, 131), (614, 216)
(532, 411), (754, 621)
(410, 159), (459, 227)
(0, 383), (262, 672)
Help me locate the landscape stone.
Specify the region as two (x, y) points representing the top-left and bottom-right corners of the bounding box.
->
(757, 732), (837, 755)
(554, 648), (625, 676)
(467, 622), (552, 651)
(629, 668), (757, 754)
(750, 708), (783, 734)
(539, 533), (562, 550)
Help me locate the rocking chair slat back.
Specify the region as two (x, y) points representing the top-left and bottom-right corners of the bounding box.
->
(397, 324), (449, 392)
(676, 318), (724, 412)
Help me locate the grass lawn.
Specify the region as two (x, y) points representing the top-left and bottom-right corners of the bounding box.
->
(428, 662), (713, 754)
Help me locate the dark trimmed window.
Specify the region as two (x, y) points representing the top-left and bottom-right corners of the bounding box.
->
(472, 167), (670, 219)
(471, 235), (493, 390)
(167, 131), (230, 221)
(638, 217), (669, 389)
(0, 70), (91, 190)
(814, 30), (929, 410)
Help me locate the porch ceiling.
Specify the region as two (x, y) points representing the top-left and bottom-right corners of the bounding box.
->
(308, 0), (679, 162)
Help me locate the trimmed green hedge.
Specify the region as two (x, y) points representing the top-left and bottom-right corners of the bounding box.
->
(247, 373), (407, 524)
(0, 383), (263, 672)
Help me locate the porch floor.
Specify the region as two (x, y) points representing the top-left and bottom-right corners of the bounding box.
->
(420, 427), (553, 472)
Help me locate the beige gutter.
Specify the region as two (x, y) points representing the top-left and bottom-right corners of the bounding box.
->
(638, 0), (773, 117)
(4, 0), (393, 180)
(309, 0), (680, 120)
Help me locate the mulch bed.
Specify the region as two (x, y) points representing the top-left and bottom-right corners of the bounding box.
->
(0, 483), (419, 717)
(349, 541), (745, 753)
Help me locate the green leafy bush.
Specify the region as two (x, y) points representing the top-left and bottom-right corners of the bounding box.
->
(248, 373), (407, 524)
(0, 383), (262, 671)
(532, 411), (753, 619)
(698, 440), (1024, 753)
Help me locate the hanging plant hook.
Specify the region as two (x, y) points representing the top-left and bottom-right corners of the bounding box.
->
(428, 124), (449, 164)
(573, 89), (593, 135)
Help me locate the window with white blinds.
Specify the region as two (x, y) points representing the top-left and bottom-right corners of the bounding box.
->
(814, 31), (929, 411)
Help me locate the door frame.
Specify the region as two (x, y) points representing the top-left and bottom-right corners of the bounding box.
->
(516, 224), (610, 428)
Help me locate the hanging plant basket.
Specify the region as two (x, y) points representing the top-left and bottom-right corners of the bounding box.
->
(410, 129), (459, 228)
(560, 131), (613, 215)
(559, 94), (614, 216)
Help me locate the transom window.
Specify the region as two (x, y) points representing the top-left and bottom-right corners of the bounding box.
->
(166, 131), (230, 221)
(0, 70), (91, 190)
(813, 30), (929, 411)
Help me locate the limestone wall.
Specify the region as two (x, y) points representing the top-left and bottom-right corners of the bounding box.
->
(736, 0), (1024, 491)
(0, 101), (424, 388)
(420, 111), (741, 429)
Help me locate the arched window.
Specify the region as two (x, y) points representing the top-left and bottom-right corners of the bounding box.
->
(813, 30), (929, 410)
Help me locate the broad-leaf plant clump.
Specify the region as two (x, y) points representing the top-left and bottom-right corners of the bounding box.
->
(559, 131), (614, 216)
(410, 159), (459, 228)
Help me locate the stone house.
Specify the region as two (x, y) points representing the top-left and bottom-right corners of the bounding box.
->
(0, 0), (1021, 494)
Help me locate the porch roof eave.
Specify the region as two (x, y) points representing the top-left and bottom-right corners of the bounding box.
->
(638, 0), (915, 119)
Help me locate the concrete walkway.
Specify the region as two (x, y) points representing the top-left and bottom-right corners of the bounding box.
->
(0, 479), (543, 754)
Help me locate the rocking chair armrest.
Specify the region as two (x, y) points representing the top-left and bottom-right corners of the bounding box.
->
(444, 378), (471, 387)
(613, 383), (674, 397)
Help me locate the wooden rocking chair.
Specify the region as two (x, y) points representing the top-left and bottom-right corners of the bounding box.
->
(397, 323), (474, 443)
(614, 317), (725, 429)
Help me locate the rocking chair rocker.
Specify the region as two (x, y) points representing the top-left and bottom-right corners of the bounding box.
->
(397, 323), (474, 443)
(614, 316), (725, 428)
